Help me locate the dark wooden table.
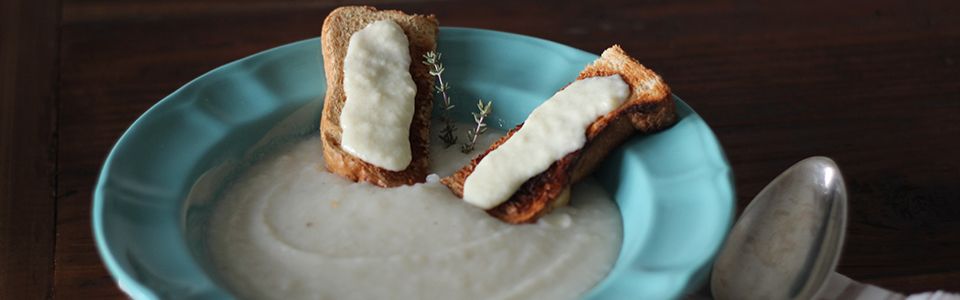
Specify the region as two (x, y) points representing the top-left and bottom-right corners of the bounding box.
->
(3, 0), (959, 298)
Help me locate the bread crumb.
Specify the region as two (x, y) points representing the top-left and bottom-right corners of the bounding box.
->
(331, 200), (340, 209)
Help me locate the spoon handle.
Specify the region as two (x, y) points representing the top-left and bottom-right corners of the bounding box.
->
(815, 272), (904, 300)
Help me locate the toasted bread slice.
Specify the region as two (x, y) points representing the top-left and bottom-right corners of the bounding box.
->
(320, 6), (438, 187)
(441, 45), (676, 223)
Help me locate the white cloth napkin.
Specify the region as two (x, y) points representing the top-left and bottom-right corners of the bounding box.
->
(907, 291), (960, 300)
(817, 273), (959, 300)
(685, 273), (959, 299)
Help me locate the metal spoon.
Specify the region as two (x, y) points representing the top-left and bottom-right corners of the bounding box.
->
(710, 157), (903, 300)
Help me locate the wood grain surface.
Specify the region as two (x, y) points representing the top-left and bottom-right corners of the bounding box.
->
(1, 0), (60, 298)
(2, 0), (958, 298)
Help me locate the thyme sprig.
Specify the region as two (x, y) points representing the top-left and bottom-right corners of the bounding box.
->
(461, 99), (493, 154)
(422, 51), (457, 147)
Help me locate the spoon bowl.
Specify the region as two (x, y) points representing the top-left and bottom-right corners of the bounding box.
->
(711, 156), (848, 300)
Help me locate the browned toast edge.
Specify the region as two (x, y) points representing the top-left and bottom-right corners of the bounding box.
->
(320, 6), (438, 187)
(441, 45), (676, 223)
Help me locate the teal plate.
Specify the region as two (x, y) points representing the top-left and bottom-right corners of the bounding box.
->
(94, 27), (734, 300)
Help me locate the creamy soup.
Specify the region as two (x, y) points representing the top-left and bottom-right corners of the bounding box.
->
(207, 128), (623, 300)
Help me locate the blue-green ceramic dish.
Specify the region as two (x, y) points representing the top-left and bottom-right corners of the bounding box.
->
(94, 27), (734, 299)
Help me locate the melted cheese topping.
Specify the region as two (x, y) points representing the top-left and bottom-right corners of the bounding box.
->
(462, 75), (629, 209)
(340, 20), (416, 171)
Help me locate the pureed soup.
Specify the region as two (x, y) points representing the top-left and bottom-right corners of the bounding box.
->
(205, 131), (623, 300)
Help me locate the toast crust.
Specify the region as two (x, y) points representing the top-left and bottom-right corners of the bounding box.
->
(441, 45), (676, 224)
(320, 6), (438, 187)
